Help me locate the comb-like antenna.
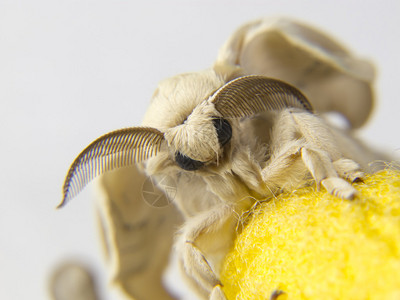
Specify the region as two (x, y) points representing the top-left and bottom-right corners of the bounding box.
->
(59, 127), (164, 208)
(211, 75), (313, 118)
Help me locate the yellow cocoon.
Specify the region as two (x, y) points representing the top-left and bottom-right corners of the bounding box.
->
(221, 170), (400, 300)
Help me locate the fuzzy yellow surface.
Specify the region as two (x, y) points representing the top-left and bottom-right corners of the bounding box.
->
(221, 170), (400, 300)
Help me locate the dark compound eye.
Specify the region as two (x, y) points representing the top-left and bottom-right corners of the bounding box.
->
(212, 117), (232, 147)
(175, 152), (205, 171)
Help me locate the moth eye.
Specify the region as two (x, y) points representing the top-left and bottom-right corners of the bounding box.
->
(212, 117), (232, 147)
(175, 152), (205, 171)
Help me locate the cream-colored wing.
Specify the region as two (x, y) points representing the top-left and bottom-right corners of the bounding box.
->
(215, 17), (375, 128)
(96, 165), (182, 300)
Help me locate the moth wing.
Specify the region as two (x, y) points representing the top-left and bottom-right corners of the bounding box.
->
(215, 17), (375, 128)
(96, 165), (182, 300)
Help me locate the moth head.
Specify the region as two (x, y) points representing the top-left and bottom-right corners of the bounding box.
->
(59, 74), (312, 206)
(163, 100), (232, 170)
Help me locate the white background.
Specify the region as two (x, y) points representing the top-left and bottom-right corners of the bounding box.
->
(1, 1), (399, 299)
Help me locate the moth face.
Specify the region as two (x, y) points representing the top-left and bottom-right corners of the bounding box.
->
(164, 101), (232, 171)
(60, 72), (312, 206)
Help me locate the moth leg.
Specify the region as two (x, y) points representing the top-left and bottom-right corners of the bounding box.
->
(261, 142), (358, 199)
(210, 285), (227, 300)
(283, 110), (360, 199)
(96, 166), (182, 300)
(177, 204), (237, 300)
(270, 289), (286, 300)
(176, 258), (226, 300)
(288, 111), (366, 184)
(301, 147), (358, 199)
(260, 140), (308, 194)
(333, 158), (365, 182)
